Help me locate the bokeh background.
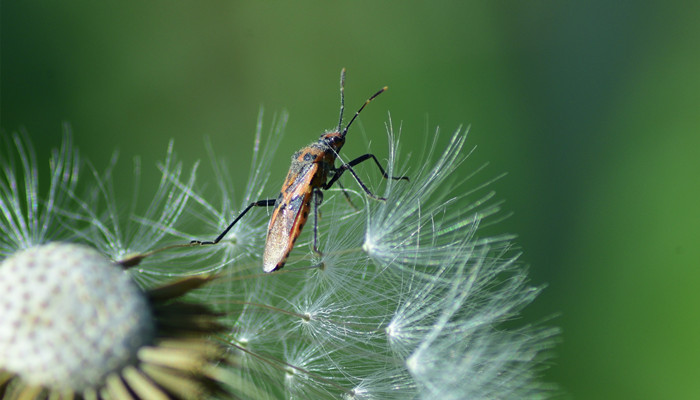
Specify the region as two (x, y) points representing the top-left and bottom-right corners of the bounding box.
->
(2, 2), (698, 398)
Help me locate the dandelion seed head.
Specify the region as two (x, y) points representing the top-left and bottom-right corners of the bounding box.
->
(0, 242), (154, 391)
(1, 133), (233, 397)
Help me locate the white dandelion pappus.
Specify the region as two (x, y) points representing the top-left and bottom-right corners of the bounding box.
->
(58, 140), (199, 279)
(357, 122), (559, 399)
(0, 130), (78, 255)
(363, 120), (511, 280)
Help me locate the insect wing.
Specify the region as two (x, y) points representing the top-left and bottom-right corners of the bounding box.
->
(262, 164), (316, 272)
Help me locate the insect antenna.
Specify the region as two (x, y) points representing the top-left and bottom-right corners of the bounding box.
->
(340, 83), (388, 138)
(337, 68), (346, 133)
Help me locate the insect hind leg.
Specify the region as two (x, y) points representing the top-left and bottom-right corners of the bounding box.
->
(191, 198), (276, 245)
(325, 153), (409, 201)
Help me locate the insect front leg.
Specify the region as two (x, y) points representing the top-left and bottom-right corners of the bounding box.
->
(191, 198), (276, 245)
(325, 153), (409, 201)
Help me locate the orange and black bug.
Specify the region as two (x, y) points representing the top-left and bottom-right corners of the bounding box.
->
(192, 69), (408, 272)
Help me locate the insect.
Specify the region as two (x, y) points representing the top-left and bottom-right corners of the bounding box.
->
(192, 69), (408, 272)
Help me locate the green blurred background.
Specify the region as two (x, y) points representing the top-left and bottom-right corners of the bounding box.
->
(2, 2), (698, 398)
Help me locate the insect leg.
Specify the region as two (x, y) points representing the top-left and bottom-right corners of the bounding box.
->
(334, 179), (358, 210)
(191, 198), (276, 245)
(324, 153), (409, 200)
(312, 188), (324, 256)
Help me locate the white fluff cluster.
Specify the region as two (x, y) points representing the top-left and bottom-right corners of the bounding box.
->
(1, 112), (558, 399)
(184, 116), (558, 399)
